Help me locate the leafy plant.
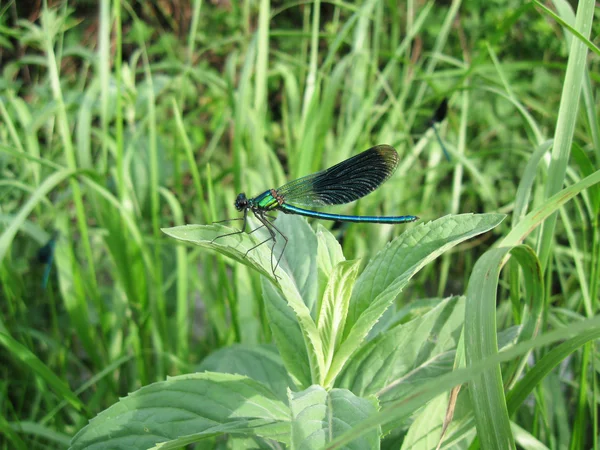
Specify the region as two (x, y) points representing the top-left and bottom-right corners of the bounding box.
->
(70, 213), (503, 448)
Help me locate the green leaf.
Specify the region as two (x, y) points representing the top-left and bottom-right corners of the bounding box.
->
(328, 316), (600, 448)
(258, 216), (325, 387)
(399, 393), (463, 450)
(54, 215), (103, 367)
(571, 142), (600, 215)
(511, 422), (550, 450)
(273, 214), (319, 311)
(503, 245), (545, 386)
(145, 420), (287, 450)
(511, 140), (553, 226)
(262, 278), (312, 388)
(315, 224), (346, 313)
(5, 421), (71, 447)
(164, 215), (326, 387)
(533, 0), (595, 269)
(0, 414), (27, 450)
(197, 344), (291, 400)
(337, 297), (464, 402)
(501, 167), (600, 247)
(0, 332), (83, 411)
(533, 0), (600, 57)
(70, 373), (290, 450)
(315, 223), (346, 301)
(0, 168), (78, 264)
(0, 35), (13, 49)
(289, 386), (380, 450)
(325, 214), (505, 386)
(347, 214), (505, 329)
(222, 436), (280, 450)
(318, 259), (361, 383)
(401, 327), (522, 448)
(506, 327), (600, 414)
(464, 245), (544, 450)
(161, 220), (277, 282)
(234, 265), (262, 345)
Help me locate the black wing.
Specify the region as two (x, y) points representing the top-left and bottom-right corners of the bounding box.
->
(275, 145), (399, 207)
(430, 97), (448, 125)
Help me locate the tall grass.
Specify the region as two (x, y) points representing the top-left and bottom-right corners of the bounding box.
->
(0, 0), (598, 448)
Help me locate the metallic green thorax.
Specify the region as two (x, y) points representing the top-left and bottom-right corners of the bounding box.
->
(253, 190), (281, 210)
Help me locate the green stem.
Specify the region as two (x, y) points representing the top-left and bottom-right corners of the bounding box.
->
(536, 0), (595, 269)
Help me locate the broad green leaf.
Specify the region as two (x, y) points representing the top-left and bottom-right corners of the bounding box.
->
(145, 419), (288, 450)
(289, 386), (380, 450)
(325, 214), (505, 386)
(387, 297), (449, 328)
(164, 216), (326, 386)
(262, 270), (325, 389)
(263, 218), (324, 387)
(416, 399), (476, 450)
(337, 297), (464, 400)
(367, 297), (445, 340)
(162, 219), (278, 282)
(315, 223), (345, 301)
(345, 324), (520, 444)
(347, 214), (505, 330)
(273, 214), (319, 311)
(222, 435), (281, 450)
(262, 278), (312, 387)
(234, 265), (261, 345)
(318, 259), (361, 383)
(197, 344), (291, 400)
(70, 373), (290, 450)
(260, 216), (324, 387)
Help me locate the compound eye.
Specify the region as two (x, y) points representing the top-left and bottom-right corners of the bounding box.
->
(234, 193), (247, 211)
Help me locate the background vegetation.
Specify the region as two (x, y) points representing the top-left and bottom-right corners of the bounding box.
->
(0, 0), (598, 448)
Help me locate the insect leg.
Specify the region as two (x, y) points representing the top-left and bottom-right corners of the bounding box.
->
(251, 212), (282, 277)
(212, 217), (245, 224)
(242, 234), (273, 258)
(264, 218), (288, 274)
(211, 209), (248, 243)
(253, 213), (288, 276)
(247, 224), (266, 235)
(245, 214), (276, 237)
(238, 211), (276, 259)
(239, 214), (277, 234)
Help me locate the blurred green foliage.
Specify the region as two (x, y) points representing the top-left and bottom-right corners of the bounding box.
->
(0, 0), (599, 448)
